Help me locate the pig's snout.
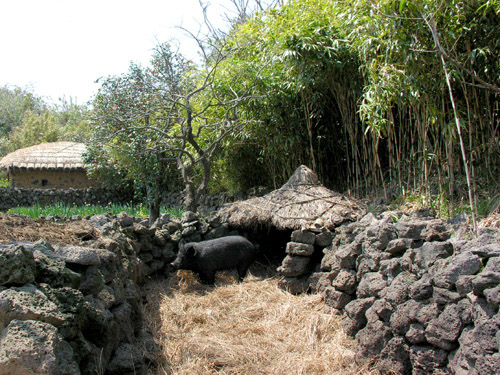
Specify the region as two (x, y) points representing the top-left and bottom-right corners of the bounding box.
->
(166, 262), (177, 275)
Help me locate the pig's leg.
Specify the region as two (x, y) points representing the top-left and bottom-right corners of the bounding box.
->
(236, 263), (251, 282)
(199, 270), (216, 284)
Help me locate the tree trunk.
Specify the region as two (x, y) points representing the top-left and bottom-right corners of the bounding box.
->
(149, 188), (161, 225)
(184, 181), (198, 213)
(426, 16), (477, 232)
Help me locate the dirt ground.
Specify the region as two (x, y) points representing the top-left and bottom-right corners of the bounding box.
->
(0, 214), (96, 245)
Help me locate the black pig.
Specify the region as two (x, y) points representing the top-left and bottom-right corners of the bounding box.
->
(170, 235), (258, 284)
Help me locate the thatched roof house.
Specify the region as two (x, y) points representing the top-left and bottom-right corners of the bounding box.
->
(0, 142), (96, 189)
(219, 165), (364, 231)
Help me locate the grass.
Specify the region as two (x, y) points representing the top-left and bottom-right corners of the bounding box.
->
(4, 202), (184, 218)
(383, 188), (499, 223)
(143, 266), (373, 375)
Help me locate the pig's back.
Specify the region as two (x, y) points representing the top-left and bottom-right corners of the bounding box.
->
(200, 235), (255, 258)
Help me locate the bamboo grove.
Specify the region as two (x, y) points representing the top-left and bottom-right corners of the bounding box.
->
(211, 0), (500, 216)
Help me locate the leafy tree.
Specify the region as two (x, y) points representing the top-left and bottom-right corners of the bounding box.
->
(0, 85), (46, 135)
(53, 97), (92, 143)
(87, 57), (181, 223)
(88, 37), (259, 219)
(213, 0), (363, 190)
(2, 111), (61, 154)
(0, 85), (47, 155)
(0, 94), (91, 156)
(338, 0), (500, 225)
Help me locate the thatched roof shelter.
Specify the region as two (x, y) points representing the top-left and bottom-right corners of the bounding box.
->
(0, 142), (96, 189)
(219, 165), (365, 231)
(0, 142), (87, 171)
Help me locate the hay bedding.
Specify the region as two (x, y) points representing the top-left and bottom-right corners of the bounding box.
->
(143, 268), (373, 375)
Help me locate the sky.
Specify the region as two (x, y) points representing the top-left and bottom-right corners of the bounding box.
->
(0, 0), (239, 105)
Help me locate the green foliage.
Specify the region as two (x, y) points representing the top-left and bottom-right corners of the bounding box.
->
(212, 0), (363, 189)
(0, 85), (46, 137)
(4, 0), (494, 222)
(210, 0), (499, 206)
(52, 98), (92, 143)
(2, 111), (61, 154)
(88, 37), (263, 214)
(5, 202), (184, 219)
(86, 45), (191, 217)
(0, 86), (91, 156)
(0, 171), (9, 187)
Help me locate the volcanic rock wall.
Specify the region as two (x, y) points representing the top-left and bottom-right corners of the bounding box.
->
(305, 210), (500, 374)
(0, 186), (269, 213)
(0, 210), (237, 374)
(0, 187), (135, 211)
(1, 207), (498, 374)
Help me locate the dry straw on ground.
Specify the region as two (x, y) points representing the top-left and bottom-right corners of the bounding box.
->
(0, 214), (95, 245)
(143, 266), (373, 375)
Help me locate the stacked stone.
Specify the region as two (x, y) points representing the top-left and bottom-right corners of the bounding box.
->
(309, 209), (500, 374)
(0, 187), (135, 211)
(149, 187), (270, 215)
(111, 212), (176, 278)
(277, 227), (334, 294)
(0, 209), (246, 374)
(0, 239), (153, 375)
(0, 185), (270, 213)
(98, 211), (239, 280)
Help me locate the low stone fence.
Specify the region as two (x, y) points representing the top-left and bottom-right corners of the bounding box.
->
(162, 186), (270, 213)
(2, 206), (498, 374)
(0, 187), (135, 211)
(281, 210), (500, 374)
(0, 186), (269, 213)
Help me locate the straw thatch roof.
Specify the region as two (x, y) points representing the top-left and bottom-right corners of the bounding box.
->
(218, 165), (365, 231)
(0, 142), (88, 172)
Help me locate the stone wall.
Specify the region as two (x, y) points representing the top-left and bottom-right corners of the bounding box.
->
(0, 210), (240, 374)
(0, 187), (136, 211)
(162, 186), (270, 214)
(0, 186), (269, 212)
(288, 210), (500, 374)
(2, 205), (498, 374)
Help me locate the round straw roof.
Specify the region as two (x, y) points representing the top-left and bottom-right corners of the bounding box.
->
(218, 165), (364, 230)
(0, 142), (88, 171)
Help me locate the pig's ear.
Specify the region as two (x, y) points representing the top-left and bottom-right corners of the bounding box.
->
(178, 239), (186, 250)
(186, 244), (197, 257)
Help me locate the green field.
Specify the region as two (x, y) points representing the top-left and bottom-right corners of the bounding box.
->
(4, 202), (184, 219)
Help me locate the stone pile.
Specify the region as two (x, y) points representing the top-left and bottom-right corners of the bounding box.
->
(2, 203), (498, 374)
(0, 240), (150, 375)
(277, 227), (334, 293)
(0, 186), (269, 214)
(161, 186), (270, 214)
(0, 187), (135, 211)
(308, 209), (500, 374)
